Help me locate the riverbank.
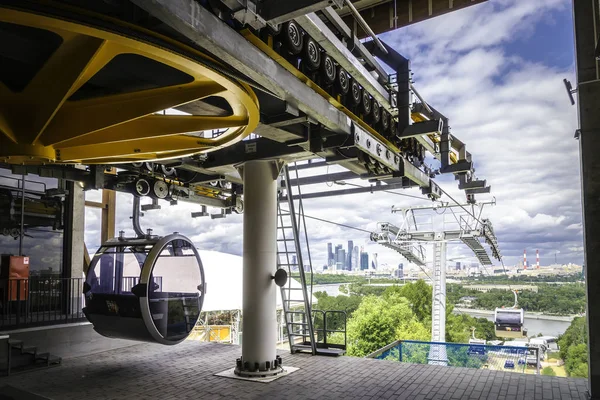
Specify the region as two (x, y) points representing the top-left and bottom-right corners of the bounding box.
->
(453, 308), (577, 322)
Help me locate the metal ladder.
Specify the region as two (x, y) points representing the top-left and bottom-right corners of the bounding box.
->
(431, 242), (446, 343)
(277, 164), (317, 355)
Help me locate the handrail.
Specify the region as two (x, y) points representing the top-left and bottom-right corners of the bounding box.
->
(366, 339), (402, 358)
(0, 277), (86, 330)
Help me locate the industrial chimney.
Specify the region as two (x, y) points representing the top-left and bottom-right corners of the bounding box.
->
(523, 249), (527, 270)
(536, 249), (540, 269)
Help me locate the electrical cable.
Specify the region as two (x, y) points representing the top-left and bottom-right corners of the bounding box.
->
(341, 181), (445, 202)
(437, 184), (485, 226)
(280, 208), (373, 234)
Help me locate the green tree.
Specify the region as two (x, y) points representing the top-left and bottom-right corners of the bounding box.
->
(541, 367), (556, 376)
(396, 318), (429, 341)
(314, 291), (362, 331)
(346, 294), (420, 357)
(558, 317), (589, 378)
(571, 363), (589, 378)
(559, 317), (587, 361)
(565, 344), (589, 378)
(393, 280), (432, 323)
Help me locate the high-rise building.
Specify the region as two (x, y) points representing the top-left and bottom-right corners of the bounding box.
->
(395, 263), (404, 278)
(336, 248), (346, 271)
(455, 262), (461, 271)
(327, 243), (333, 266)
(360, 251), (369, 270)
(346, 240), (354, 271)
(352, 246), (359, 271)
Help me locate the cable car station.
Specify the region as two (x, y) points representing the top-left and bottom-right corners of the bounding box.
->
(0, 0), (596, 398)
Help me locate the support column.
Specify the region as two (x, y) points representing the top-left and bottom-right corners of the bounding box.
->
(429, 239), (447, 366)
(573, 0), (600, 396)
(235, 160), (283, 377)
(63, 181), (85, 316)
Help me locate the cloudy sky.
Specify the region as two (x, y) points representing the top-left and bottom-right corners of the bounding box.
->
(84, 0), (582, 270)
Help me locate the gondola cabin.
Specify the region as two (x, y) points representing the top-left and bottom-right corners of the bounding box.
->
(494, 308), (527, 339)
(83, 233), (205, 345)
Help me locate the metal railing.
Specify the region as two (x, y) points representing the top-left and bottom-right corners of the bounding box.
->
(0, 277), (86, 330)
(313, 309), (347, 350)
(367, 340), (540, 375)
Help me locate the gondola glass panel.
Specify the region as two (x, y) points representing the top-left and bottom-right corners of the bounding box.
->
(83, 234), (205, 345)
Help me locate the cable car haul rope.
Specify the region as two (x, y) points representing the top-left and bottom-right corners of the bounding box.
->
(0, 2), (259, 164)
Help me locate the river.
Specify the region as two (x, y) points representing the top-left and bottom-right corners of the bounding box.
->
(312, 283), (573, 337)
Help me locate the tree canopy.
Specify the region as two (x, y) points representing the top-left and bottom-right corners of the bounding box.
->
(558, 317), (588, 378)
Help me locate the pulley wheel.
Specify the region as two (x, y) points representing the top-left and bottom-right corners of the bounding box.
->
(283, 21), (303, 55)
(381, 111), (390, 132)
(153, 180), (169, 199)
(372, 101), (381, 125)
(349, 80), (361, 106)
(320, 54), (336, 86)
(0, 5), (259, 164)
(134, 179), (151, 196)
(336, 68), (350, 95)
(361, 91), (372, 116)
(303, 37), (321, 71)
(389, 117), (398, 138)
(218, 180), (232, 190)
(160, 165), (176, 176)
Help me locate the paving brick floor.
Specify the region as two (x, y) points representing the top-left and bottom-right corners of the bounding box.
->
(0, 341), (590, 399)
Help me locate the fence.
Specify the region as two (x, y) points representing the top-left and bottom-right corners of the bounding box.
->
(0, 277), (87, 329)
(367, 340), (540, 374)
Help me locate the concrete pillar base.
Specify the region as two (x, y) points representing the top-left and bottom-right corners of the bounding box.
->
(234, 355), (284, 377)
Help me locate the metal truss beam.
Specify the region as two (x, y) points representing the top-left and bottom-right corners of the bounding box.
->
(399, 119), (443, 138)
(282, 171), (358, 187)
(131, 0), (352, 136)
(338, 0), (487, 37)
(295, 13), (393, 113)
(280, 181), (411, 201)
(259, 0), (344, 25)
(320, 7), (388, 80)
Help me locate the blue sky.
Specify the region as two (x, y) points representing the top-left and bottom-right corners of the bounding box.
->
(503, 6), (573, 69)
(84, 0), (582, 269)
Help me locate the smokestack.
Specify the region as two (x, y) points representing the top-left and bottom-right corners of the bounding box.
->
(523, 249), (527, 270)
(536, 249), (540, 269)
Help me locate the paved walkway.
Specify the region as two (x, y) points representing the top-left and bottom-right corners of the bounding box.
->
(0, 341), (590, 399)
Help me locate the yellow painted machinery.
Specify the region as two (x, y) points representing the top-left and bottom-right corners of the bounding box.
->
(0, 2), (259, 164)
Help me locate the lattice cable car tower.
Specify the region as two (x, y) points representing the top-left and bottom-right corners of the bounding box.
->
(371, 200), (501, 364)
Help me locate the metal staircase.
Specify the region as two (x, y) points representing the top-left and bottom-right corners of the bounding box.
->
(277, 164), (346, 356)
(1, 337), (62, 376)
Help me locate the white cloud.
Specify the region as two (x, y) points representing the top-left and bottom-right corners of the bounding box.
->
(82, 0), (582, 269)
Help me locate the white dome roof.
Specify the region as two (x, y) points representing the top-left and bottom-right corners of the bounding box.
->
(198, 249), (316, 312)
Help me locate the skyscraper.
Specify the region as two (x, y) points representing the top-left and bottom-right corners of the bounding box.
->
(352, 246), (359, 271)
(395, 263), (404, 278)
(336, 248), (346, 271)
(346, 240), (354, 270)
(360, 251), (369, 270)
(327, 243), (333, 266)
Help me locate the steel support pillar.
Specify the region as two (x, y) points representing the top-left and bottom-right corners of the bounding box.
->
(573, 0), (600, 395)
(235, 160), (283, 377)
(429, 240), (447, 366)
